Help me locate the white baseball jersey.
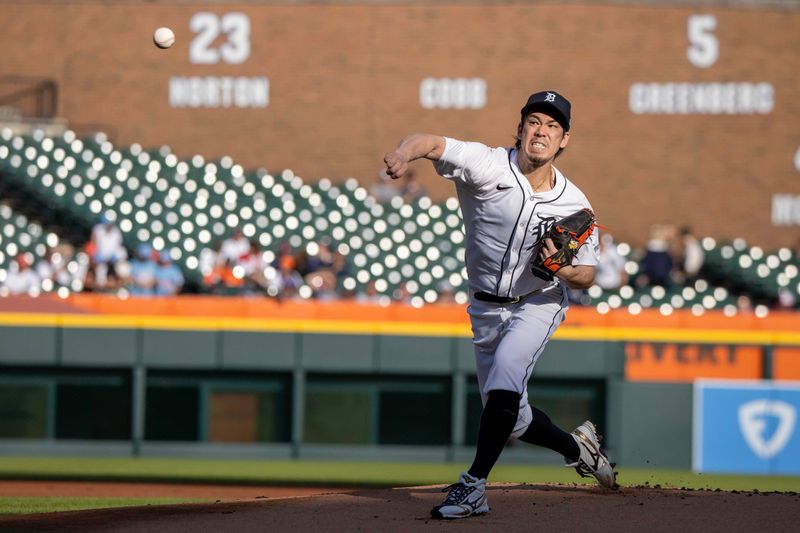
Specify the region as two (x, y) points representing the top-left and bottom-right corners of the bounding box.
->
(434, 137), (600, 437)
(434, 137), (599, 298)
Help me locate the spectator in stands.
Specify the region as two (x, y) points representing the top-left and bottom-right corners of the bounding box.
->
(34, 248), (58, 288)
(737, 293), (754, 313)
(155, 250), (184, 296)
(302, 244), (338, 298)
(306, 268), (338, 300)
(304, 239), (335, 276)
(639, 224), (674, 288)
(393, 281), (414, 305)
(276, 252), (304, 299)
(36, 244), (77, 290)
(89, 214), (127, 289)
(199, 241), (221, 282)
(264, 241), (298, 298)
(240, 240), (270, 294)
(262, 264), (284, 298)
(128, 244), (158, 296)
(777, 288), (797, 309)
(595, 232), (627, 290)
(677, 226), (704, 286)
(219, 229), (250, 266)
(273, 241), (294, 268)
(82, 268), (98, 293)
(302, 240), (349, 299)
(356, 280), (388, 305)
(330, 250), (350, 287)
(2, 253), (41, 295)
(294, 247), (310, 278)
(437, 280), (456, 304)
(400, 169), (426, 204)
(370, 169), (402, 204)
(204, 257), (245, 295)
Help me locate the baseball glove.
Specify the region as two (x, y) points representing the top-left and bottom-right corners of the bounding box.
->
(531, 208), (597, 281)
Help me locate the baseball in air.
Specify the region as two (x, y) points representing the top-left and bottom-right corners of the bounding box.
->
(153, 27), (175, 49)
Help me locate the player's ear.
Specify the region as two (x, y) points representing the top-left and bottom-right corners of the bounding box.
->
(560, 130), (571, 149)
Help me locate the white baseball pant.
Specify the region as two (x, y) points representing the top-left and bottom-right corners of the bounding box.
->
(468, 284), (569, 438)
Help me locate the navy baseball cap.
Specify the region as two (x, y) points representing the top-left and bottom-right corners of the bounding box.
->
(520, 91), (571, 131)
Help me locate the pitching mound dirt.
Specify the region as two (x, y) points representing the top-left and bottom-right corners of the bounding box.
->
(1, 483), (799, 532)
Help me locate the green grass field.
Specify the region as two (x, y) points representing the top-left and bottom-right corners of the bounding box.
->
(0, 497), (204, 515)
(1, 456), (798, 515)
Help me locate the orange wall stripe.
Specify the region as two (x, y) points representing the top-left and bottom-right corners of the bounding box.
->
(1, 311), (799, 344)
(774, 347), (800, 381)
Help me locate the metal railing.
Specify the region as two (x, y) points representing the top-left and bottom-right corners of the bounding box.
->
(0, 76), (58, 119)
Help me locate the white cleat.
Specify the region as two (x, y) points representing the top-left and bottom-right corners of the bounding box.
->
(566, 421), (618, 490)
(430, 472), (490, 519)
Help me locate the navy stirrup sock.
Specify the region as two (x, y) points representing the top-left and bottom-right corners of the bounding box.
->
(467, 389), (520, 480)
(519, 405), (580, 462)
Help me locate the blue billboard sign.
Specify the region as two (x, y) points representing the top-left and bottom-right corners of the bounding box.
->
(693, 380), (800, 475)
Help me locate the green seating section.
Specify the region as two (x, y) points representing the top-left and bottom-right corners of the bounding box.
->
(0, 202), (51, 272)
(0, 128), (469, 304)
(701, 238), (799, 306)
(0, 201), (87, 296)
(1, 127), (798, 312)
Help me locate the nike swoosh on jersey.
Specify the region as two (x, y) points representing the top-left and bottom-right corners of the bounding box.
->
(496, 184), (513, 190)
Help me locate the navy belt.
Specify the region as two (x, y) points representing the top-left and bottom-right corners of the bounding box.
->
(474, 287), (548, 305)
(474, 292), (521, 304)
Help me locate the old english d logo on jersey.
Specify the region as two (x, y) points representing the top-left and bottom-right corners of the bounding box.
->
(529, 216), (556, 245)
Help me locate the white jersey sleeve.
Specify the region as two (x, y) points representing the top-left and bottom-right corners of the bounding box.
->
(572, 198), (600, 267)
(574, 225), (600, 267)
(433, 137), (499, 192)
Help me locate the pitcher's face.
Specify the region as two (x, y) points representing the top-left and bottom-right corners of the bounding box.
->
(517, 111), (570, 165)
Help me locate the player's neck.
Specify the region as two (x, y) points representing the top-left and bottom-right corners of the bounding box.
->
(516, 152), (555, 192)
(526, 164), (555, 193)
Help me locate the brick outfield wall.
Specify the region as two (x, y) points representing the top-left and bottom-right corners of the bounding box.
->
(1, 3), (798, 248)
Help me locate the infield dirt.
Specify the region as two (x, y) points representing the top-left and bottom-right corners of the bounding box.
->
(1, 482), (799, 532)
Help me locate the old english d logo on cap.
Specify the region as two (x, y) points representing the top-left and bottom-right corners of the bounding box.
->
(521, 90), (571, 131)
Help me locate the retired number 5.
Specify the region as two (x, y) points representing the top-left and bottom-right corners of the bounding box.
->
(687, 14), (718, 69)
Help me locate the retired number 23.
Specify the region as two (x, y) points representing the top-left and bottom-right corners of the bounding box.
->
(190, 12), (251, 65)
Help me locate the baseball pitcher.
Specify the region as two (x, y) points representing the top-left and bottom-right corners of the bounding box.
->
(384, 90), (617, 520)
